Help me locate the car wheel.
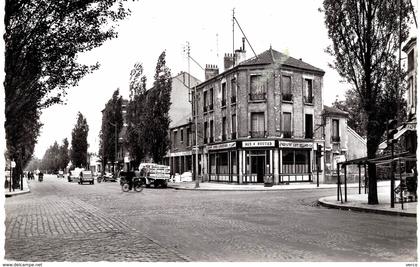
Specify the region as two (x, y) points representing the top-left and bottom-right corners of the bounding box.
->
(121, 183), (130, 192)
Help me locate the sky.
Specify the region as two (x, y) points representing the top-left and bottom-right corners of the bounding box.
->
(32, 0), (411, 159)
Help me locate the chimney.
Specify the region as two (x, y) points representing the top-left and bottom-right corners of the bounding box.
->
(224, 53), (234, 70)
(234, 37), (247, 65)
(204, 64), (219, 81)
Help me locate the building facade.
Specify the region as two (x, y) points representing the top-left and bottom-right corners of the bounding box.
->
(191, 47), (325, 184)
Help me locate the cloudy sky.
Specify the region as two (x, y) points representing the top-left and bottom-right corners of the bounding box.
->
(33, 0), (414, 158)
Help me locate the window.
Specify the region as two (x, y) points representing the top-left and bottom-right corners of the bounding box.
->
(304, 79), (313, 103)
(180, 129), (184, 142)
(251, 112), (265, 138)
(232, 114), (237, 139)
(210, 120), (214, 142)
(332, 119), (340, 142)
(282, 150), (310, 174)
(408, 77), (414, 107)
(282, 76), (292, 101)
(305, 114), (313, 139)
(221, 82), (227, 106)
(192, 92), (196, 116)
(222, 117), (227, 140)
(250, 75), (266, 100)
(203, 91), (208, 112)
(231, 78), (237, 103)
(408, 50), (414, 71)
(209, 88), (214, 110)
(204, 121), (208, 143)
(186, 128), (191, 146)
(173, 131), (177, 148)
(282, 112), (292, 138)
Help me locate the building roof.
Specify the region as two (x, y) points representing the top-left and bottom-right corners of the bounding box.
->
(403, 36), (417, 53)
(170, 113), (191, 129)
(239, 48), (325, 74)
(323, 105), (348, 117)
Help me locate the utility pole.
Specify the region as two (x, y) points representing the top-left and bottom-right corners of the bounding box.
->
(185, 42), (200, 188)
(109, 121), (118, 174)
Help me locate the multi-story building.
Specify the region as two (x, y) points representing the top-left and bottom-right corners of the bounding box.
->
(191, 47), (325, 184)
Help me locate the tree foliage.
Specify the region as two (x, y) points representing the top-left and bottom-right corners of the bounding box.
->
(144, 51), (172, 163)
(126, 63), (148, 167)
(323, 0), (412, 204)
(99, 90), (123, 170)
(71, 112), (89, 168)
(4, 0), (131, 185)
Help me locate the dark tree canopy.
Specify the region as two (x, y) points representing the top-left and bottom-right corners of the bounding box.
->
(126, 63), (148, 167)
(323, 0), (412, 204)
(143, 51), (172, 163)
(71, 112), (89, 168)
(4, 0), (131, 186)
(99, 90), (123, 169)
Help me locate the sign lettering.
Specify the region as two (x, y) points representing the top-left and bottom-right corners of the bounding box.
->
(208, 142), (236, 151)
(243, 141), (275, 148)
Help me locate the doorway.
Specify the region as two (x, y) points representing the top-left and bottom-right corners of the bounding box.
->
(251, 155), (265, 183)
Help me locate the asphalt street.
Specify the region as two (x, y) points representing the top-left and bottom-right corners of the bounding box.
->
(4, 174), (417, 262)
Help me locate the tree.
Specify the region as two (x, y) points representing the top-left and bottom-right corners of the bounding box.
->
(144, 51), (172, 163)
(71, 112), (89, 168)
(59, 138), (70, 170)
(99, 90), (123, 171)
(4, 0), (131, 186)
(126, 63), (148, 167)
(323, 0), (412, 204)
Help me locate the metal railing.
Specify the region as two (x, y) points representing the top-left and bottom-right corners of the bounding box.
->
(282, 93), (293, 101)
(250, 131), (266, 138)
(282, 130), (293, 138)
(249, 92), (266, 101)
(304, 95), (314, 104)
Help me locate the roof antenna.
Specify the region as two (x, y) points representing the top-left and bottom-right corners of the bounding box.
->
(233, 10), (258, 59)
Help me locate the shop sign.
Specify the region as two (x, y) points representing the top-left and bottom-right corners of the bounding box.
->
(243, 140), (275, 148)
(279, 141), (313, 149)
(208, 142), (236, 150)
(170, 151), (192, 157)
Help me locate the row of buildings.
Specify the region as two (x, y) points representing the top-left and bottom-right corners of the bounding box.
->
(98, 37), (416, 185)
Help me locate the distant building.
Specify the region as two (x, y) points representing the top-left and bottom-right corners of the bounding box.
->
(322, 105), (366, 183)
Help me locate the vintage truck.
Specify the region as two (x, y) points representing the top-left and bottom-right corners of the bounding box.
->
(138, 163), (170, 188)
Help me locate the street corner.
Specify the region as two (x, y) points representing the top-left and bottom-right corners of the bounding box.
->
(318, 195), (417, 217)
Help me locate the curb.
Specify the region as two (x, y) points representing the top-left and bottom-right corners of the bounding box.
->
(318, 199), (416, 217)
(5, 189), (30, 197)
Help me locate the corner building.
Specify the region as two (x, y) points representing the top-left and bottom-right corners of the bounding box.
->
(194, 47), (325, 184)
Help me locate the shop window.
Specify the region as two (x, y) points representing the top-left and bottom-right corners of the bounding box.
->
(210, 154), (216, 174)
(251, 112), (265, 138)
(218, 153), (229, 174)
(249, 75), (266, 100)
(295, 151), (309, 173)
(282, 150), (310, 174)
(231, 151), (237, 174)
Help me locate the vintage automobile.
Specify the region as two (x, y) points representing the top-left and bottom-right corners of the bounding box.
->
(79, 170), (95, 185)
(68, 168), (84, 182)
(57, 170), (64, 178)
(97, 172), (117, 183)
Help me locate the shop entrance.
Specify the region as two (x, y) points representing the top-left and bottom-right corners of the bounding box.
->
(251, 155), (265, 183)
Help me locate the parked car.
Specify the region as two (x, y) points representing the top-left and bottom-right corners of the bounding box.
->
(57, 170), (64, 178)
(79, 171), (94, 185)
(68, 168), (84, 182)
(98, 172), (117, 182)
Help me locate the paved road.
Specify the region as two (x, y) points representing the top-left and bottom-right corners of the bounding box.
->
(5, 175), (417, 262)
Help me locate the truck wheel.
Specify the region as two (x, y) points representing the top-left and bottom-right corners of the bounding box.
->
(154, 180), (160, 188)
(161, 180), (168, 188)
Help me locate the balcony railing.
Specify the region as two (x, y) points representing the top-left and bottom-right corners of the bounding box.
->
(221, 99), (227, 107)
(209, 136), (214, 143)
(222, 134), (227, 141)
(304, 95), (314, 104)
(231, 95), (236, 103)
(282, 130), (293, 138)
(250, 131), (266, 138)
(249, 92), (266, 101)
(203, 105), (208, 112)
(332, 136), (341, 143)
(208, 104), (214, 111)
(231, 132), (237, 139)
(282, 93), (293, 102)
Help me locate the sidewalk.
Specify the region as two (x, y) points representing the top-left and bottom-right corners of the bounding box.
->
(168, 180), (389, 191)
(318, 185), (417, 217)
(5, 177), (30, 197)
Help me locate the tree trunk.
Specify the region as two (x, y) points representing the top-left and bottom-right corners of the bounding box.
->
(366, 114), (379, 205)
